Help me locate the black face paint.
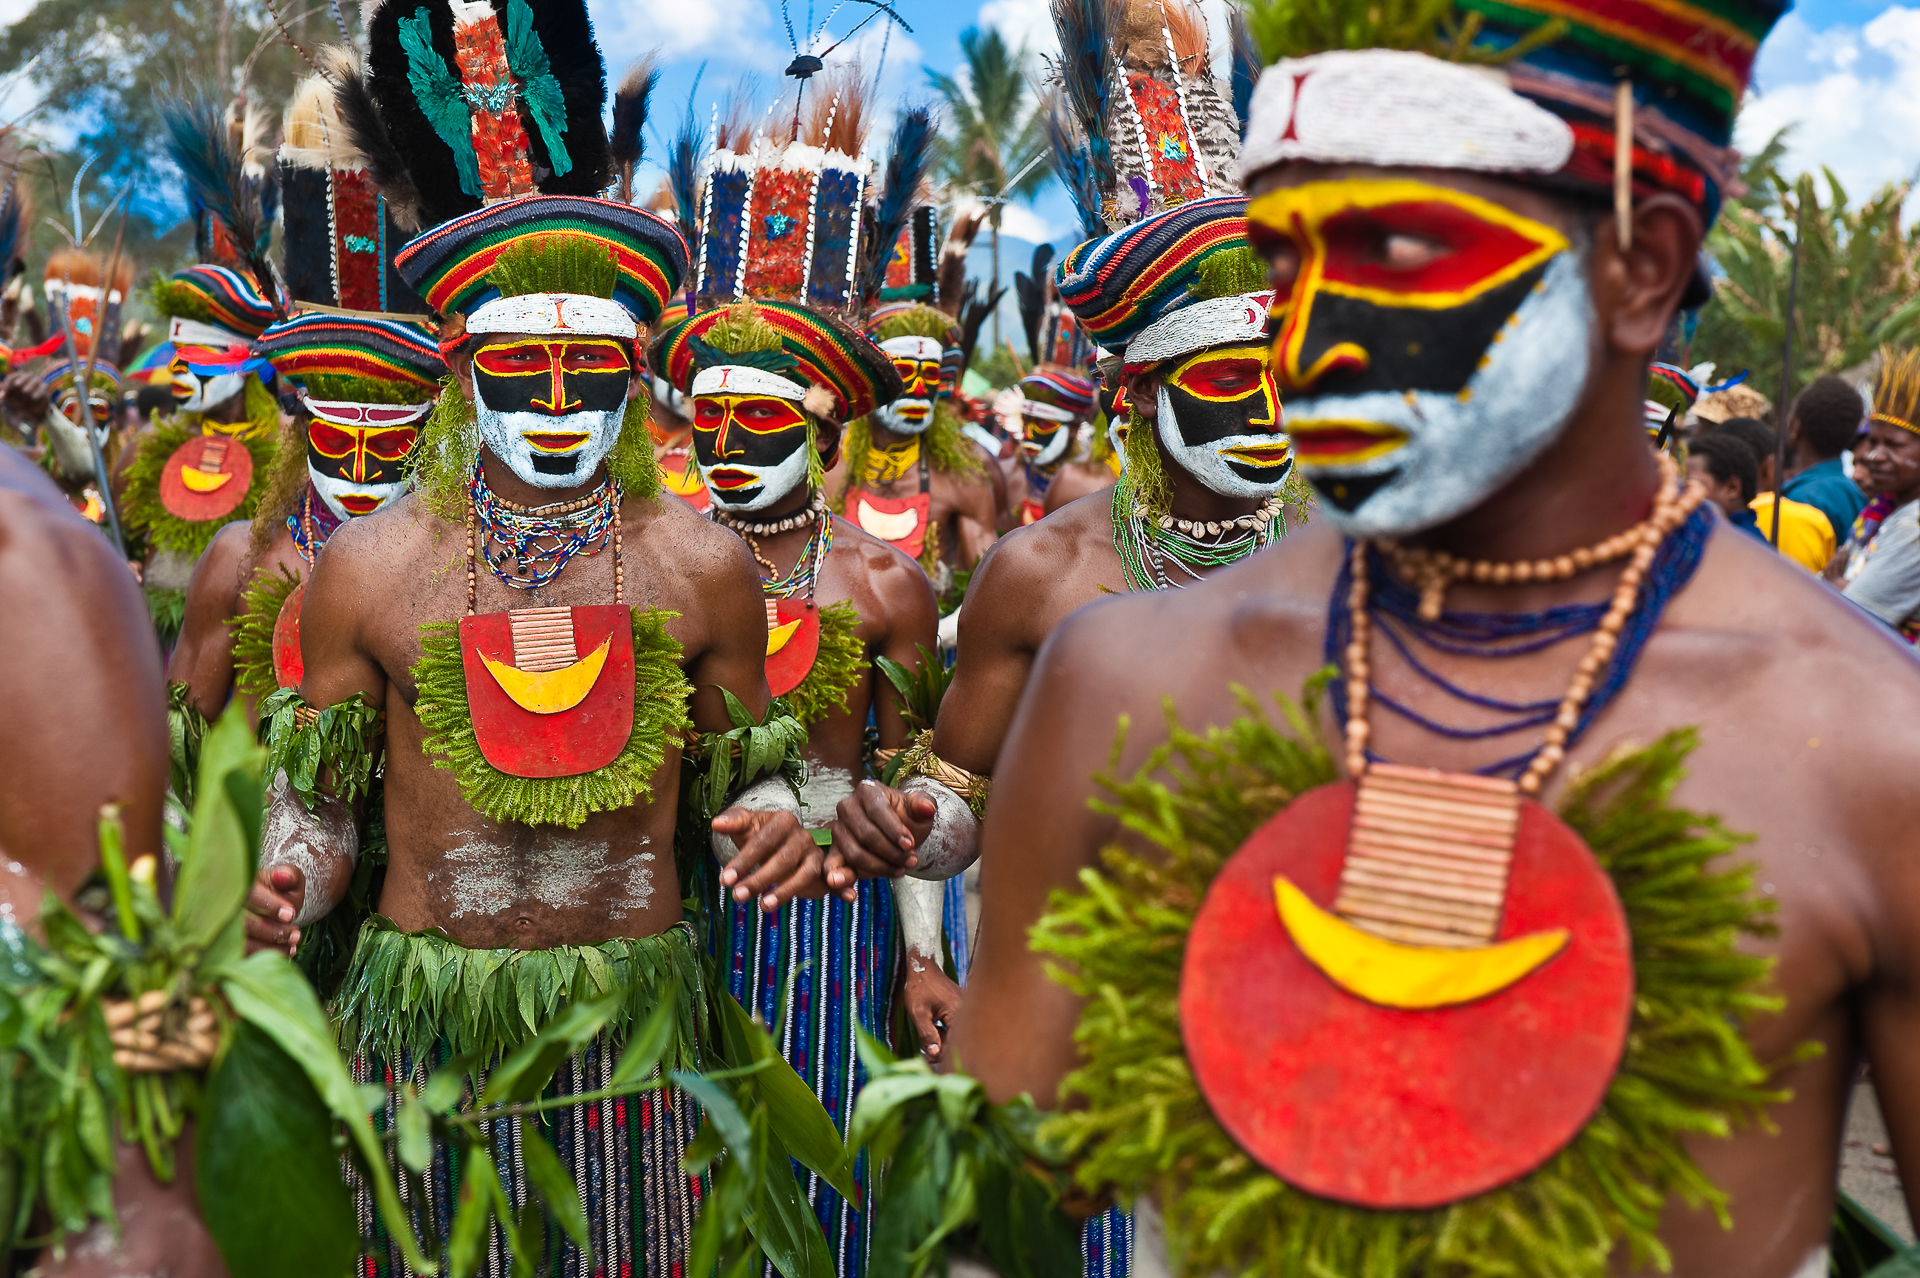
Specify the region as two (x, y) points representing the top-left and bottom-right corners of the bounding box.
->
(306, 419), (417, 487)
(471, 339), (634, 416)
(691, 394), (812, 508)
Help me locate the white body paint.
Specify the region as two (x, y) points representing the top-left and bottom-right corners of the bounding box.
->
(429, 829), (658, 920)
(261, 772), (359, 927)
(893, 874), (946, 966)
(472, 385), (625, 490)
(42, 407), (101, 480)
(1154, 383), (1293, 501)
(902, 777), (979, 880)
(797, 764), (854, 831)
(309, 461), (406, 522)
(869, 335), (944, 436)
(710, 775), (802, 865)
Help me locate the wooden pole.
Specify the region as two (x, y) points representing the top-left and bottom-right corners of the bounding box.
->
(1771, 189), (1806, 551)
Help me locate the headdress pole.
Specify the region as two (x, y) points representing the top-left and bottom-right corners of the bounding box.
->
(65, 189), (130, 557)
(1770, 194), (1805, 551)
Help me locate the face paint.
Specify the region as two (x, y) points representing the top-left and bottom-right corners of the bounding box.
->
(304, 405), (421, 520)
(1020, 401), (1077, 471)
(169, 348), (246, 414)
(870, 336), (947, 436)
(470, 337), (634, 489)
(691, 393), (812, 511)
(1247, 179), (1591, 536)
(1154, 343), (1291, 498)
(55, 384), (114, 427)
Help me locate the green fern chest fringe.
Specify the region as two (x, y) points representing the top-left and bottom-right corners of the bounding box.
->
(410, 607), (694, 829)
(1030, 684), (1797, 1278)
(784, 598), (868, 728)
(121, 389), (281, 562)
(230, 564), (302, 699)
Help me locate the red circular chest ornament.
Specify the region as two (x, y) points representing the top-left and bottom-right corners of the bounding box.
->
(271, 582), (305, 691)
(158, 435), (253, 522)
(1179, 781), (1633, 1208)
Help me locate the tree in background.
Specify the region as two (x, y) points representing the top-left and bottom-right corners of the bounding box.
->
(1690, 128), (1920, 406)
(926, 26), (1051, 349)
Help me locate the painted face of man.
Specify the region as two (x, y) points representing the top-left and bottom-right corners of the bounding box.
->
(304, 401), (424, 520)
(1020, 402), (1077, 471)
(1247, 178), (1592, 537)
(1153, 342), (1291, 498)
(871, 336), (947, 436)
(691, 393), (811, 512)
(470, 337), (633, 489)
(55, 381), (114, 428)
(169, 348), (247, 414)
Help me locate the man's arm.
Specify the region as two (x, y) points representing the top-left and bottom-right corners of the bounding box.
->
(934, 534), (1046, 774)
(952, 474), (999, 570)
(243, 523), (388, 954)
(165, 521), (250, 719)
(1843, 509), (1920, 625)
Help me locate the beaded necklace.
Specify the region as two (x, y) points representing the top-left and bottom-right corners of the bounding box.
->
(1111, 483), (1286, 592)
(286, 485), (344, 567)
(1328, 454), (1711, 793)
(467, 463), (621, 591)
(713, 491), (831, 600)
(864, 437), (921, 486)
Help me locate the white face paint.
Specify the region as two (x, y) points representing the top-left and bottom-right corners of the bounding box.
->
(307, 462), (407, 522)
(870, 335), (946, 437)
(171, 365), (246, 414)
(472, 384), (625, 490)
(1155, 385), (1298, 500)
(1283, 251), (1595, 538)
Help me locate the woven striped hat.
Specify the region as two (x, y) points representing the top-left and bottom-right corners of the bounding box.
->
(151, 265), (279, 345)
(651, 300), (904, 424)
(396, 196), (688, 328)
(1020, 369), (1097, 417)
(1054, 196), (1269, 364)
(253, 313), (446, 396)
(866, 301), (961, 350)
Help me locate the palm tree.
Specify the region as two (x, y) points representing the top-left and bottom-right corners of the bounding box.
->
(927, 27), (1051, 347)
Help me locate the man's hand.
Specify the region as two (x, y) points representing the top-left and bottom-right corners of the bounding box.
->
(829, 780), (937, 883)
(1, 370), (50, 423)
(244, 863), (305, 956)
(902, 957), (963, 1062)
(714, 806), (830, 911)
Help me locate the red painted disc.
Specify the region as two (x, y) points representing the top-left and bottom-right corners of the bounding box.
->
(158, 435), (253, 522)
(462, 605), (636, 779)
(1179, 781), (1633, 1208)
(765, 597), (821, 697)
(271, 581), (305, 690)
(847, 488), (932, 558)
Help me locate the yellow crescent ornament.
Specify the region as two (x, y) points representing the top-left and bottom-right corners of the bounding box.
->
(1273, 877), (1568, 1010)
(179, 467), (234, 493)
(766, 617), (804, 656)
(480, 636), (612, 715)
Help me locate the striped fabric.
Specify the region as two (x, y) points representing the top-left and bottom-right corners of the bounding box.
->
(1053, 197), (1249, 351)
(396, 196), (689, 327)
(155, 264), (279, 339)
(350, 1038), (704, 1278)
(1019, 370), (1097, 416)
(253, 312), (447, 393)
(652, 301), (903, 424)
(42, 359), (123, 394)
(715, 877), (898, 1277)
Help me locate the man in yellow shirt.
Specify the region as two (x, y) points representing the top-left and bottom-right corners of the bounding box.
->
(1697, 415), (1836, 572)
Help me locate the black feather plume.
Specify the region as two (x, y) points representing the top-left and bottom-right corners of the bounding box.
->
(318, 44), (425, 232)
(667, 106), (703, 248)
(1015, 244), (1053, 364)
(610, 54), (658, 204)
(956, 276), (1006, 378)
(1228, 8), (1259, 135)
(158, 90), (283, 313)
(861, 105), (934, 304)
(1045, 94), (1106, 241)
(1050, 0), (1113, 210)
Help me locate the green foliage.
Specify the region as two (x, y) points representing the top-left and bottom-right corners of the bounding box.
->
(487, 234), (619, 300)
(260, 687), (384, 812)
(786, 599), (870, 727)
(846, 1034), (1083, 1278)
(927, 28), (1051, 219)
(165, 680), (210, 811)
(684, 689), (810, 827)
(876, 644), (955, 738)
(229, 564), (301, 700)
(148, 586), (188, 651)
(410, 607), (693, 828)
(1030, 680), (1800, 1278)
(1690, 135), (1920, 404)
(968, 340), (1027, 390)
(298, 373), (437, 406)
(120, 397), (280, 562)
(1191, 246), (1269, 300)
(1237, 0), (1562, 65)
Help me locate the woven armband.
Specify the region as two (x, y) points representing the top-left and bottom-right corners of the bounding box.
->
(879, 729), (991, 819)
(261, 687), (383, 811)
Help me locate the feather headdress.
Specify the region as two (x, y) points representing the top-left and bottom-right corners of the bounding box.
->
(159, 90), (283, 310)
(610, 54), (658, 204)
(861, 104), (935, 305)
(1014, 243), (1053, 365)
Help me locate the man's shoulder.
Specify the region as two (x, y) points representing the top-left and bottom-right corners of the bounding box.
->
(637, 495), (756, 576)
(971, 495), (1114, 586)
(824, 517), (937, 628)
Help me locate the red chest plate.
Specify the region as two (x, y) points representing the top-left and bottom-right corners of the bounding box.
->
(1179, 781), (1633, 1208)
(847, 488), (931, 557)
(271, 581), (305, 690)
(460, 605), (635, 779)
(159, 434), (253, 522)
(764, 597), (821, 698)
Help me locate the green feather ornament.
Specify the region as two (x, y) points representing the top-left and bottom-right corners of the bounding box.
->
(1031, 679), (1805, 1278)
(501, 0), (572, 177)
(410, 606), (694, 829)
(398, 8), (480, 198)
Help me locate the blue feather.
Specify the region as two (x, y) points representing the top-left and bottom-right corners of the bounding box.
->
(1229, 9), (1259, 138)
(1045, 100), (1106, 242)
(159, 91), (281, 306)
(862, 105), (935, 303)
(1049, 0), (1114, 200)
(667, 107), (703, 246)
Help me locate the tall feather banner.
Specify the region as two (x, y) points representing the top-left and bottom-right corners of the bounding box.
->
(861, 105), (934, 304)
(159, 91), (284, 315)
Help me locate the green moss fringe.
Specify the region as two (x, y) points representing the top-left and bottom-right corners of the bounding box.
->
(868, 307), (955, 345)
(1032, 679), (1799, 1278)
(407, 375), (661, 524)
(148, 586), (187, 650)
(1239, 0), (1563, 67)
(1119, 406), (1172, 518)
(1191, 246), (1268, 301)
(298, 372), (436, 405)
(785, 598), (867, 726)
(122, 381), (281, 562)
(411, 607), (694, 828)
(839, 402), (985, 509)
(332, 916), (706, 1069)
(246, 413), (311, 556)
(488, 234), (619, 300)
(230, 564), (302, 700)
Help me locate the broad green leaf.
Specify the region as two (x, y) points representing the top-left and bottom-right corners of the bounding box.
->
(716, 993), (852, 1200)
(396, 1091), (431, 1174)
(682, 1115), (726, 1175)
(195, 1021), (357, 1278)
(173, 706), (264, 949)
(480, 992), (619, 1106)
(419, 1054), (478, 1114)
(447, 1146), (496, 1278)
(610, 986), (680, 1088)
(672, 1071), (753, 1157)
(751, 1124), (835, 1278)
(518, 1119), (589, 1252)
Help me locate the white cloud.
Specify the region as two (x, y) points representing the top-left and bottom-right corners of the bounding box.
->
(1736, 7), (1920, 202)
(977, 0), (1057, 57)
(995, 202), (1061, 244)
(590, 0), (782, 63)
